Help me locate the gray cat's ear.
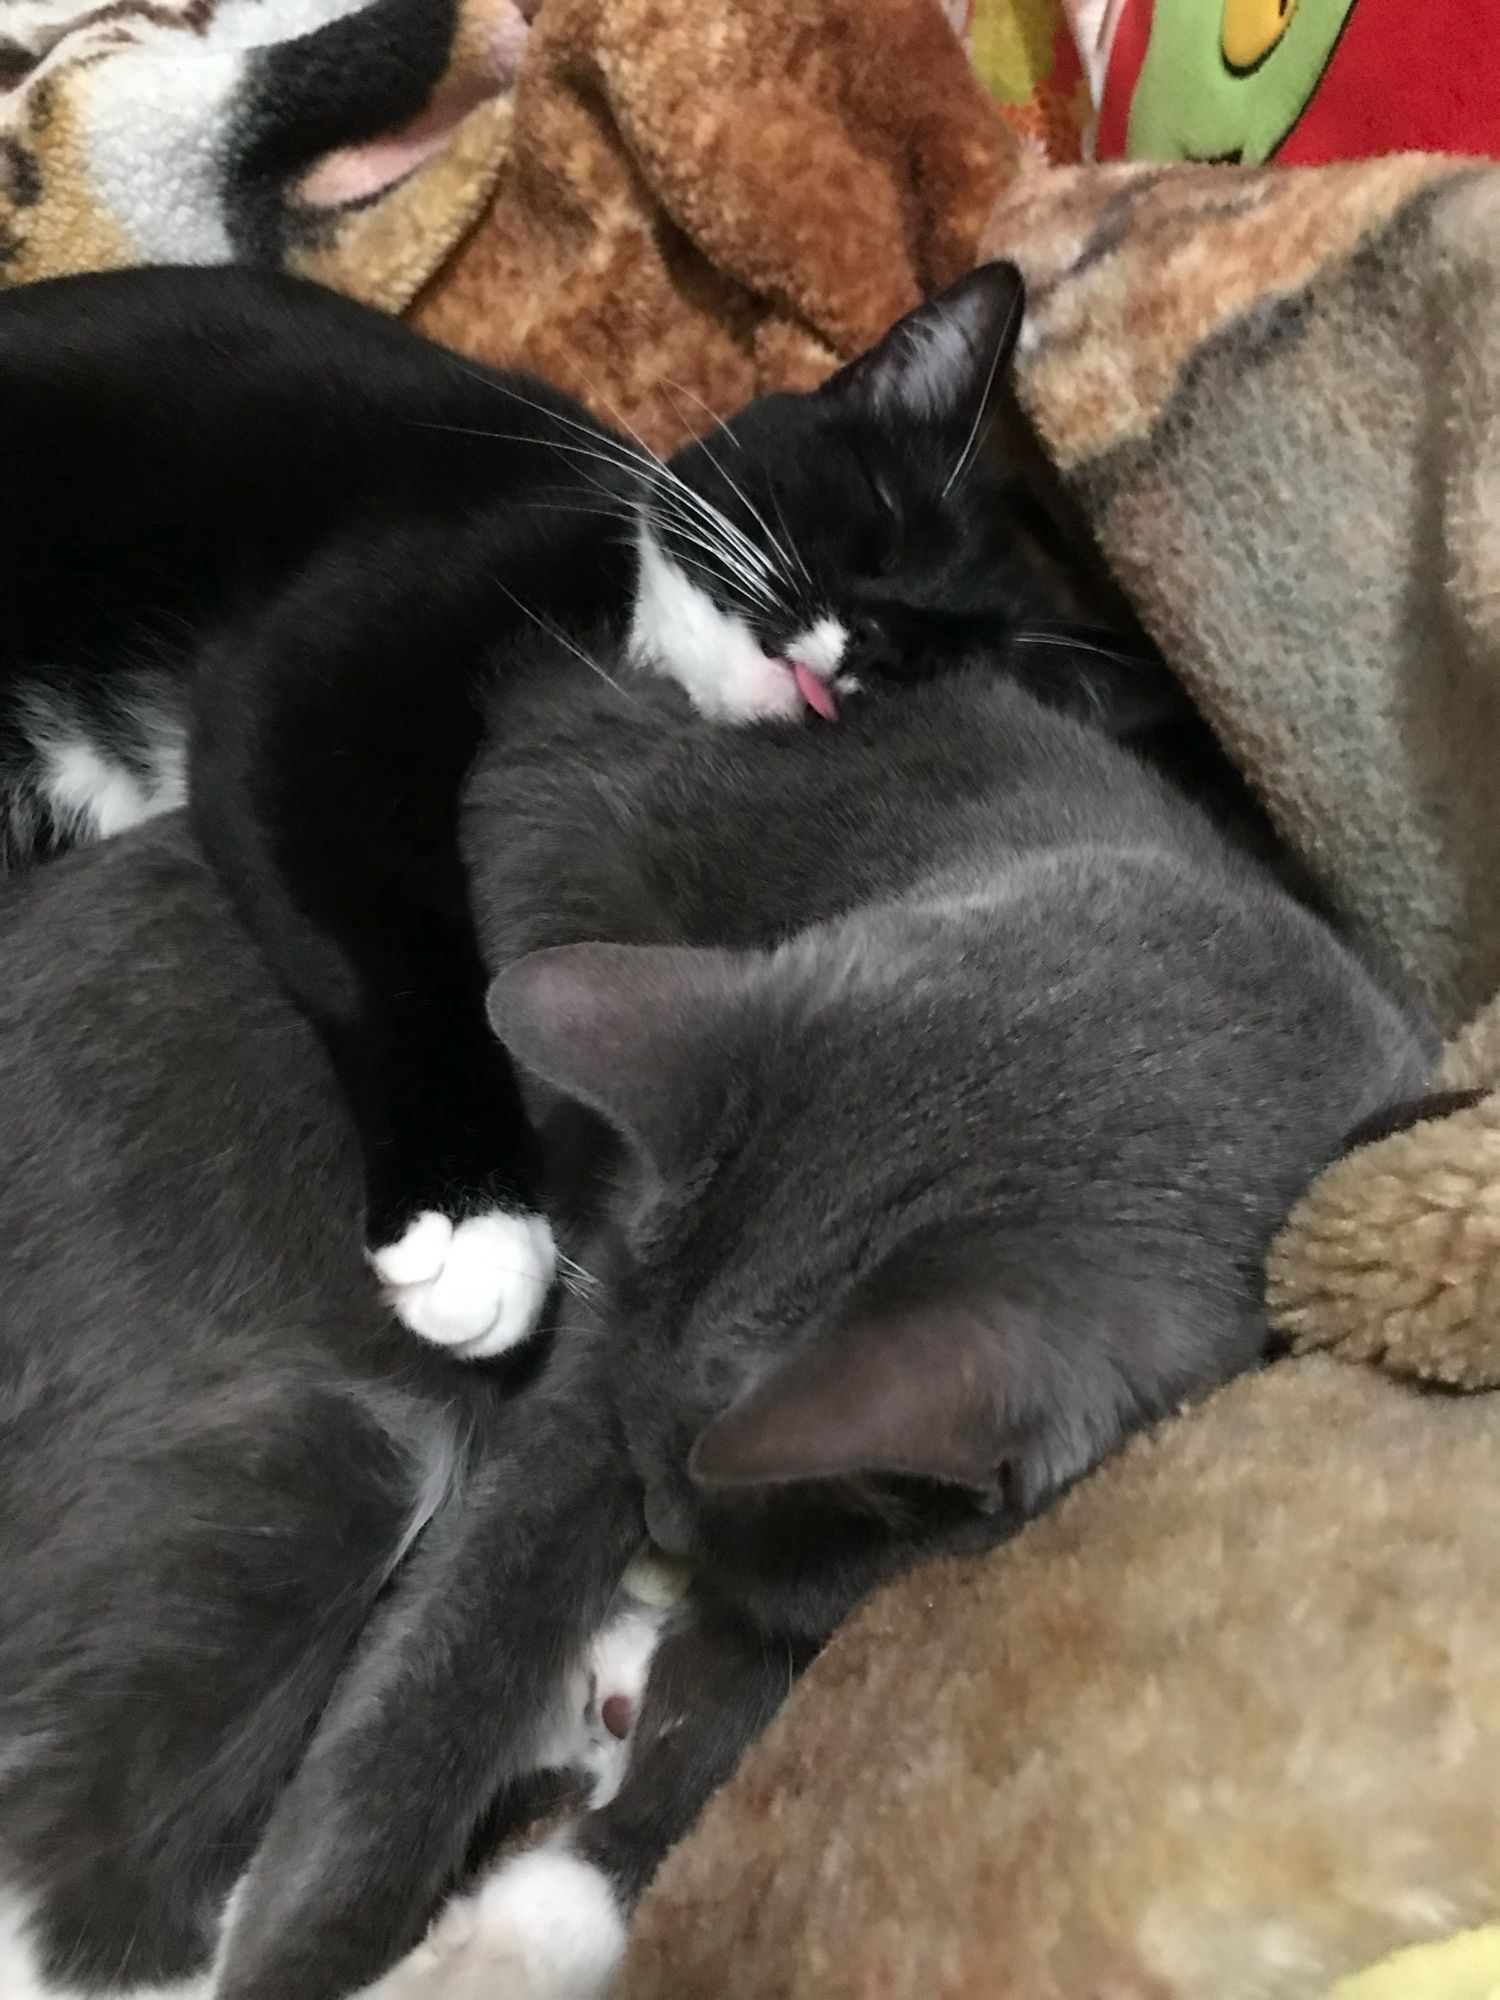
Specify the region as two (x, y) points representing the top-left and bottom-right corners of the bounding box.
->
(688, 1281), (1016, 1499)
(825, 261), (1026, 427)
(486, 942), (751, 1171)
(689, 1238), (1147, 1508)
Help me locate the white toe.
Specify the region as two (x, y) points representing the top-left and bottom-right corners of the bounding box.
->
(374, 1209), (557, 1360)
(369, 1210), (453, 1288)
(461, 1849), (625, 2000)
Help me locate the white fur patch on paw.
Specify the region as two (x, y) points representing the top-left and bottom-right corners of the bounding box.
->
(370, 1209), (557, 1360)
(363, 1849), (626, 2000)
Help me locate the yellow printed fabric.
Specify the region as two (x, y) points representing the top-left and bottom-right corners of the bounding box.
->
(1326, 1927), (1500, 2000)
(960, 0), (1090, 162)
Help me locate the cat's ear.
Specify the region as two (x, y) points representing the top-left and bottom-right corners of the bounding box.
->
(689, 1236), (1158, 1509)
(824, 261), (1026, 428)
(486, 942), (751, 1172)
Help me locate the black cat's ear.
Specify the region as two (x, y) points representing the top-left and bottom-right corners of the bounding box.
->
(689, 1235), (1167, 1509)
(824, 261), (1026, 428)
(487, 942), (752, 1172)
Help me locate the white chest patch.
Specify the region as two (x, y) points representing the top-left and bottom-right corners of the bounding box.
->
(40, 738), (159, 842)
(22, 687), (187, 849)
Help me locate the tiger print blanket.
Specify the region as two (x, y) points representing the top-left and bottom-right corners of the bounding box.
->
(0, 0), (527, 305)
(0, 0), (1016, 439)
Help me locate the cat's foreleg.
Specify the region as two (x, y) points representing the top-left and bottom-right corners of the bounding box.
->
(189, 529), (557, 1359)
(362, 1609), (800, 2000)
(213, 1383), (642, 2000)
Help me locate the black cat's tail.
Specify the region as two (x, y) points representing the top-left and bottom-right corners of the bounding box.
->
(0, 665), (188, 875)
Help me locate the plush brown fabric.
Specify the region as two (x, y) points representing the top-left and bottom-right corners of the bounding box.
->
(622, 1361), (1500, 2000)
(412, 0), (1022, 450)
(1, 0), (1019, 458)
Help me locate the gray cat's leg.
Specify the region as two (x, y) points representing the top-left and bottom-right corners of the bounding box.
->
(363, 1609), (799, 2000)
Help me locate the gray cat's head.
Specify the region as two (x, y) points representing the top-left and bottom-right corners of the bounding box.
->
(626, 262), (1123, 728)
(488, 916), (1267, 1639)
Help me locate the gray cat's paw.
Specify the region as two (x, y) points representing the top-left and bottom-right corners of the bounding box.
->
(360, 1848), (625, 2000)
(532, 1591), (668, 1809)
(369, 1208), (556, 1360)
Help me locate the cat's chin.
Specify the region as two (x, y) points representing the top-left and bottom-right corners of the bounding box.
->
(627, 522), (845, 725)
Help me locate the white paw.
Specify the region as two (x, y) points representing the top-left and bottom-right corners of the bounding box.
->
(369, 1208), (557, 1360)
(533, 1590), (672, 1807)
(363, 1849), (626, 2000)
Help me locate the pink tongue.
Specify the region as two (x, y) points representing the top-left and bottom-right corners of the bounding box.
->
(791, 661), (839, 722)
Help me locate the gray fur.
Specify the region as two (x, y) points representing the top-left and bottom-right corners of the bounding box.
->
(470, 656), (1433, 1632)
(0, 827), (603, 1993)
(0, 650), (1431, 1995)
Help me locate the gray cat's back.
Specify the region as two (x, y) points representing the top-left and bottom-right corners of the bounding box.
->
(470, 661), (1431, 1455)
(472, 663), (1427, 1128)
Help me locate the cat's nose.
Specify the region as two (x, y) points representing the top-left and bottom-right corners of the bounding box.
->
(845, 614), (896, 676)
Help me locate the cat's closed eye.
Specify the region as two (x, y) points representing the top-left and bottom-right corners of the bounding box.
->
(854, 467), (902, 578)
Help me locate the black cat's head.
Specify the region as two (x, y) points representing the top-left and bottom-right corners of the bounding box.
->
(488, 929), (1257, 1640)
(628, 263), (1116, 725)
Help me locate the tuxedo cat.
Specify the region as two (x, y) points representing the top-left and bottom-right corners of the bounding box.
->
(0, 255), (1125, 1368)
(0, 622), (1429, 1999)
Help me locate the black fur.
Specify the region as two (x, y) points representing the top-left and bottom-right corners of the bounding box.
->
(0, 259), (1189, 1297)
(0, 264), (641, 1262)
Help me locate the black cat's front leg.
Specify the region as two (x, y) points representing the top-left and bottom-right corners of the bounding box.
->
(190, 525), (556, 1358)
(363, 1611), (802, 2000)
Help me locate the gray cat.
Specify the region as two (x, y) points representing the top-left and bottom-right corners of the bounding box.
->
(0, 645), (1429, 2000)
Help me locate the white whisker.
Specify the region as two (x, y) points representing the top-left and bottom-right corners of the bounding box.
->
(657, 375), (739, 447)
(660, 380), (804, 591)
(491, 580), (641, 705)
(416, 373), (798, 646)
(658, 539), (778, 611)
(418, 376), (776, 583)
